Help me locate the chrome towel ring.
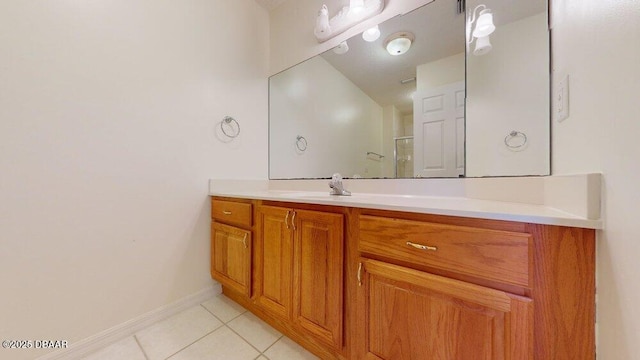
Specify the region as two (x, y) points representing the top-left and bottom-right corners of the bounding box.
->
(504, 130), (527, 149)
(220, 116), (240, 138)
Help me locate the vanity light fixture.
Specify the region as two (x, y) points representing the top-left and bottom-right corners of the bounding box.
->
(313, 0), (385, 43)
(349, 0), (365, 14)
(384, 32), (414, 56)
(315, 4), (331, 38)
(362, 25), (381, 42)
(466, 4), (496, 56)
(333, 41), (350, 55)
(473, 35), (492, 55)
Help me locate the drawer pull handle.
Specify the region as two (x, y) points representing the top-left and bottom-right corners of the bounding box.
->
(242, 233), (248, 249)
(406, 241), (437, 252)
(223, 210), (232, 215)
(357, 262), (363, 287)
(285, 211), (290, 229)
(291, 211), (297, 231)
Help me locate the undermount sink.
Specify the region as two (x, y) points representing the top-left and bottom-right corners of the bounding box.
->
(277, 191), (334, 198)
(274, 191), (365, 200)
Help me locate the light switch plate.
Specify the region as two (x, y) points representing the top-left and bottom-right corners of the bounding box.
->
(556, 74), (570, 122)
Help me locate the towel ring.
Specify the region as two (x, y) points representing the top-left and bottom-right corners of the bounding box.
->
(220, 116), (240, 138)
(504, 130), (527, 149)
(296, 136), (308, 152)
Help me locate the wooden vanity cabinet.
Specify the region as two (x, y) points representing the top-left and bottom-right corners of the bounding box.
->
(255, 204), (345, 350)
(210, 198), (253, 297)
(354, 211), (595, 360)
(211, 198), (596, 360)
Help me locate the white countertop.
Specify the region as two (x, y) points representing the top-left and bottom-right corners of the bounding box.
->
(209, 189), (602, 229)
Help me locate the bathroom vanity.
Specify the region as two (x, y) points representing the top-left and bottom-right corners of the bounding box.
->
(209, 191), (596, 359)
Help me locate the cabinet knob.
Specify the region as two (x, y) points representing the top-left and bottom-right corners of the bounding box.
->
(242, 233), (248, 249)
(285, 211), (290, 229)
(357, 262), (363, 287)
(406, 241), (438, 252)
(223, 210), (232, 215)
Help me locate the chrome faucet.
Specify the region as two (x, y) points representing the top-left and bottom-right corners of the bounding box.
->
(329, 173), (351, 196)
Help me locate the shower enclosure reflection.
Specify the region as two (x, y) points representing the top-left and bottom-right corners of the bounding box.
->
(395, 137), (414, 178)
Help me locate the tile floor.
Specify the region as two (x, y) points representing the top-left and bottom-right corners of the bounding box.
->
(81, 293), (319, 360)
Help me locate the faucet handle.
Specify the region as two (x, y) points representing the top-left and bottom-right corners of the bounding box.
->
(329, 173), (351, 196)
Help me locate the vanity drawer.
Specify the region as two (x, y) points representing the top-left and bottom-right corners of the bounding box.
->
(211, 199), (252, 228)
(358, 215), (531, 287)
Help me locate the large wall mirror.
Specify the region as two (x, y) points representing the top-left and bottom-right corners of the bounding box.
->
(269, 0), (549, 179)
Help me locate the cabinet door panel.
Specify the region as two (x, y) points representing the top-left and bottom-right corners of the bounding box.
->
(293, 210), (344, 348)
(358, 259), (532, 360)
(256, 206), (293, 319)
(210, 222), (251, 296)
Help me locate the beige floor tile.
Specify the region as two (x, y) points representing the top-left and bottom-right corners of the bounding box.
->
(256, 356), (270, 360)
(80, 336), (146, 360)
(201, 293), (246, 323)
(168, 326), (259, 360)
(227, 312), (282, 352)
(136, 305), (223, 360)
(263, 337), (319, 360)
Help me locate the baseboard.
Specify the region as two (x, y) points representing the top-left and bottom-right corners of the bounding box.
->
(37, 283), (222, 360)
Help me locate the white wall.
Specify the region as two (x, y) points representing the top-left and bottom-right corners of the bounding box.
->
(403, 114), (414, 137)
(269, 0), (433, 75)
(381, 106), (396, 178)
(550, 1), (640, 358)
(269, 56), (383, 179)
(466, 12), (550, 177)
(0, 1), (269, 359)
(416, 52), (465, 91)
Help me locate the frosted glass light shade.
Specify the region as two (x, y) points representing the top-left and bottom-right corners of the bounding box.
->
(362, 25), (381, 42)
(473, 35), (492, 56)
(472, 10), (495, 38)
(386, 37), (412, 56)
(313, 0), (385, 43)
(333, 41), (349, 55)
(350, 0), (364, 14)
(314, 4), (331, 37)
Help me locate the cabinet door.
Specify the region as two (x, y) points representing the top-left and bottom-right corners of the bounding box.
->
(292, 210), (344, 349)
(210, 222), (252, 296)
(356, 259), (533, 360)
(255, 206), (294, 319)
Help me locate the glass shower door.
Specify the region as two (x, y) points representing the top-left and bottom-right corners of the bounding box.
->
(394, 136), (414, 178)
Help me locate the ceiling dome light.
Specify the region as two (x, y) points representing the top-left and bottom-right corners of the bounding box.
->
(362, 25), (381, 42)
(384, 32), (414, 56)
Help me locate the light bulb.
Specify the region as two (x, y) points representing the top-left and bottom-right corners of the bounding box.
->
(362, 25), (381, 42)
(333, 41), (349, 55)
